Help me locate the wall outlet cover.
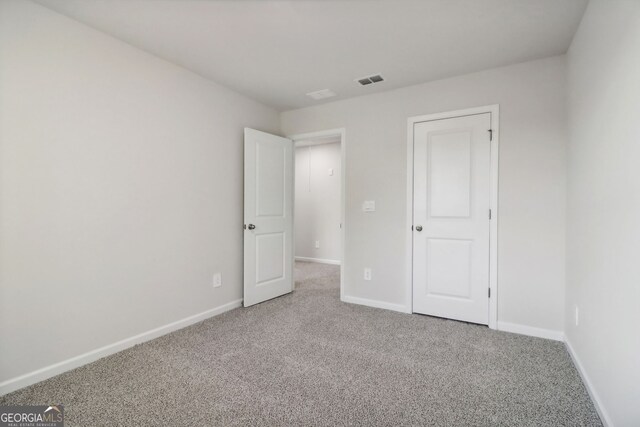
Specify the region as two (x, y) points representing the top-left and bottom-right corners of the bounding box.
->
(213, 273), (222, 288)
(364, 268), (372, 281)
(362, 201), (375, 212)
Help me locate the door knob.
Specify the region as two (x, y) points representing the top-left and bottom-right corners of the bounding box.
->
(247, 224), (256, 230)
(415, 225), (423, 232)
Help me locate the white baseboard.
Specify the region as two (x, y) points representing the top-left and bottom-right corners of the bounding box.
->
(565, 338), (612, 427)
(497, 321), (564, 341)
(295, 256), (341, 265)
(341, 295), (410, 314)
(0, 299), (243, 397)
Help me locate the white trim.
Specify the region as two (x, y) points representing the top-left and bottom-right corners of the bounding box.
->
(288, 128), (346, 302)
(488, 107), (499, 330)
(496, 321), (564, 341)
(565, 338), (612, 427)
(295, 256), (341, 265)
(406, 105), (500, 328)
(405, 117), (415, 314)
(0, 299), (242, 396)
(295, 135), (341, 147)
(341, 295), (410, 314)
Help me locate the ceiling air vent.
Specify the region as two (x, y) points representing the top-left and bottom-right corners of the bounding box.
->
(356, 74), (384, 86)
(306, 89), (337, 100)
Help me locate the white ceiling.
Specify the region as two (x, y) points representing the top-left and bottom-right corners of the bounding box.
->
(36, 0), (588, 111)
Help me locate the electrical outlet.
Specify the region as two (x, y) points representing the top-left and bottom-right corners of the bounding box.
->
(362, 200), (376, 212)
(575, 306), (579, 326)
(364, 268), (372, 281)
(213, 273), (222, 288)
(315, 240), (320, 249)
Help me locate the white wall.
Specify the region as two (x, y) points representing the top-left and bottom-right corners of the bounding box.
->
(0, 0), (279, 386)
(282, 56), (568, 333)
(566, 1), (640, 425)
(294, 143), (341, 263)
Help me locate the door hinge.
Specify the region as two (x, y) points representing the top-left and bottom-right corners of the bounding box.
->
(489, 209), (492, 220)
(488, 129), (493, 141)
(488, 288), (491, 298)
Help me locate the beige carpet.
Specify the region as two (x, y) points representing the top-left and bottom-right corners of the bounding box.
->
(0, 261), (601, 426)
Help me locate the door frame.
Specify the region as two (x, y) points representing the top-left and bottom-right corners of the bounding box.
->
(406, 105), (499, 329)
(287, 128), (346, 301)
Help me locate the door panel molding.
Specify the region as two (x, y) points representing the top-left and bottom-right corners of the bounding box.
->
(406, 105), (499, 329)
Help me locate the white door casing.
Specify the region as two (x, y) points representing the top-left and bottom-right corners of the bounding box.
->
(412, 113), (492, 325)
(244, 128), (294, 307)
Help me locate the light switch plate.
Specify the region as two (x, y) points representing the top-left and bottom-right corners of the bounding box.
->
(328, 168), (334, 176)
(362, 200), (375, 212)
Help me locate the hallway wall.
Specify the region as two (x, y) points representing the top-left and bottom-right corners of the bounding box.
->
(295, 143), (342, 263)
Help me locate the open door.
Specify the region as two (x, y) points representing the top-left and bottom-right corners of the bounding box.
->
(243, 128), (294, 307)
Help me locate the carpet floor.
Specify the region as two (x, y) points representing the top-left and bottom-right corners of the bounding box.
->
(1, 262), (601, 426)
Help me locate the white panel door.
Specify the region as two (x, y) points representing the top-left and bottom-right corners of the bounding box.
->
(412, 113), (491, 324)
(244, 128), (293, 307)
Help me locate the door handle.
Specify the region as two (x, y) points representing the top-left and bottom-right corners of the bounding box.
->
(415, 225), (423, 232)
(247, 224), (256, 230)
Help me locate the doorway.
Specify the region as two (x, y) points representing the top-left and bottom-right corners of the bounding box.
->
(243, 128), (345, 307)
(290, 129), (345, 299)
(407, 106), (498, 328)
